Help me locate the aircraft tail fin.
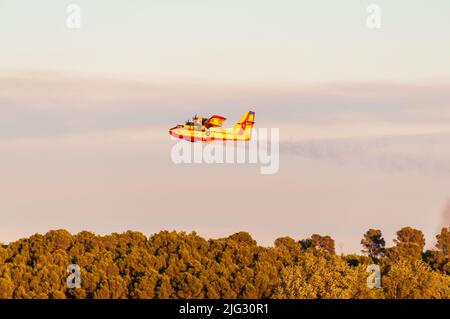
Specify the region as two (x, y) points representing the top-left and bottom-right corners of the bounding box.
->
(233, 110), (255, 139)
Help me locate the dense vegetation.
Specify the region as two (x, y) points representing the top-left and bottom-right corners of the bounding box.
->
(0, 227), (449, 299)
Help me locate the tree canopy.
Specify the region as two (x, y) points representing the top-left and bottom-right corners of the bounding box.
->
(0, 227), (448, 299)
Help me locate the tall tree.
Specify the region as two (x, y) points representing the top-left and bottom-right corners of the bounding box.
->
(394, 227), (426, 249)
(387, 227), (425, 261)
(436, 227), (450, 258)
(361, 229), (385, 259)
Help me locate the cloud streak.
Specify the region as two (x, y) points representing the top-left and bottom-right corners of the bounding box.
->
(282, 133), (450, 175)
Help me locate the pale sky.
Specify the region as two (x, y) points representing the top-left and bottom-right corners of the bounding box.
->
(1, 1), (449, 253)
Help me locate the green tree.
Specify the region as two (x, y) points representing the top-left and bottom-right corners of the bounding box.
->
(436, 227), (450, 258)
(361, 229), (385, 259)
(273, 251), (378, 298)
(387, 227), (425, 261)
(302, 234), (335, 255)
(383, 259), (450, 298)
(274, 237), (302, 265)
(0, 227), (449, 299)
(0, 277), (14, 299)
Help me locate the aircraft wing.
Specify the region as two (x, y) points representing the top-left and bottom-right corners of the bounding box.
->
(205, 115), (226, 128)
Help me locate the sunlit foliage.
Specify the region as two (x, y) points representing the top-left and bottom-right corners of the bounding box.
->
(0, 228), (448, 299)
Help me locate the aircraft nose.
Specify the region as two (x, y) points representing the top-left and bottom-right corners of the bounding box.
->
(169, 127), (181, 139)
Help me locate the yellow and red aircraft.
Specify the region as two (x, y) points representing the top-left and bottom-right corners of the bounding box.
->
(169, 111), (255, 142)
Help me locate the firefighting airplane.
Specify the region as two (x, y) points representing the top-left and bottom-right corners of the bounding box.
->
(169, 111), (255, 142)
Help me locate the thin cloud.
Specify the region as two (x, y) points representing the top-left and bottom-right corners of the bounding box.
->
(281, 133), (450, 175)
(0, 127), (167, 150)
